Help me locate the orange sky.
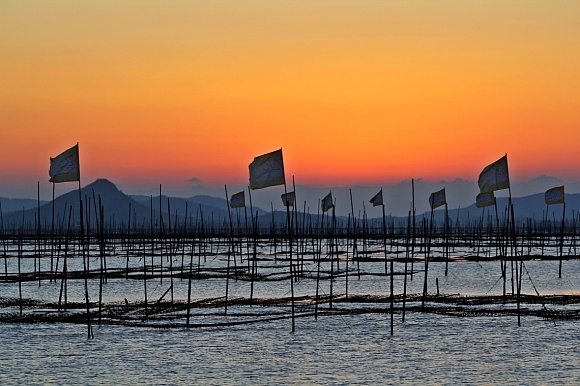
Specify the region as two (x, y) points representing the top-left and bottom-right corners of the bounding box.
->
(1, 1), (579, 197)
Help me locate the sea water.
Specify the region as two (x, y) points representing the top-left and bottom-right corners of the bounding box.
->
(2, 312), (580, 385)
(2, 242), (580, 384)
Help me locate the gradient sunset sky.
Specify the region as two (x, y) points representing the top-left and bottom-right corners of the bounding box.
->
(1, 1), (579, 198)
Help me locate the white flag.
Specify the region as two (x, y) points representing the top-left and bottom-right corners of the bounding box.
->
(321, 192), (334, 212)
(281, 191), (295, 207)
(478, 155), (510, 193)
(429, 188), (446, 210)
(249, 149), (285, 190)
(49, 144), (80, 183)
(545, 186), (565, 205)
(230, 191), (245, 208)
(370, 189), (383, 207)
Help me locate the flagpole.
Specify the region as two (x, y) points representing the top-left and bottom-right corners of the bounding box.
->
(167, 197), (174, 304)
(542, 204), (549, 258)
(329, 202), (335, 309)
(248, 187), (256, 301)
(349, 189), (360, 280)
(69, 142), (92, 339)
(380, 192), (394, 336)
(507, 170), (521, 326)
(402, 209), (410, 323)
(492, 197), (506, 296)
(243, 199), (249, 266)
(247, 148), (293, 330)
(224, 185), (233, 316)
(79, 177), (93, 339)
(444, 202), (449, 276)
(36, 181), (40, 284)
(381, 191), (388, 278)
(315, 199), (322, 320)
(292, 176), (300, 278)
(346, 212), (351, 299)
(422, 205), (434, 307)
(51, 182), (55, 283)
(411, 179), (416, 280)
(345, 189), (355, 300)
(159, 184), (163, 284)
(559, 202), (566, 278)
(302, 200), (307, 276)
(186, 201), (193, 327)
(283, 181), (296, 333)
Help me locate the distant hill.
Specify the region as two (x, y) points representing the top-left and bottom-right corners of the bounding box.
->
(131, 194), (231, 219)
(3, 179), (147, 231)
(426, 192), (580, 227)
(2, 178), (579, 231)
(0, 197), (48, 216)
(1, 179), (265, 232)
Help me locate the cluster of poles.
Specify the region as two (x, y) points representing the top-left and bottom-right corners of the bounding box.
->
(1, 178), (579, 339)
(0, 148), (577, 338)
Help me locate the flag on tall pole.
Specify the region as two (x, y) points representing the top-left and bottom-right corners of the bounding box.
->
(281, 191), (295, 207)
(429, 188), (446, 209)
(249, 149), (285, 190)
(478, 155), (510, 193)
(321, 192), (334, 212)
(49, 144), (80, 183)
(476, 191), (495, 208)
(230, 191), (245, 208)
(370, 189), (383, 207)
(247, 149), (294, 331)
(545, 186), (565, 205)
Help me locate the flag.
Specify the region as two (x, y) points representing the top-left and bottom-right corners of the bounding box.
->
(429, 188), (446, 209)
(545, 186), (565, 205)
(476, 191), (495, 208)
(249, 149), (285, 190)
(281, 191), (295, 207)
(230, 191), (245, 208)
(49, 144), (80, 183)
(321, 192), (334, 212)
(478, 155), (510, 193)
(369, 189), (383, 207)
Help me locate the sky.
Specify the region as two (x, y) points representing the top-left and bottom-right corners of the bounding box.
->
(1, 1), (580, 205)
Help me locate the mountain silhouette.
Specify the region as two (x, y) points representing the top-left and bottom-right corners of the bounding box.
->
(2, 179), (233, 232)
(2, 178), (579, 231)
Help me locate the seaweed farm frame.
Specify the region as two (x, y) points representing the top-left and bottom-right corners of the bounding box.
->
(2, 207), (580, 339)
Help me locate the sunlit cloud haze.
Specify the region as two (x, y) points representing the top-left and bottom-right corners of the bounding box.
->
(1, 1), (579, 211)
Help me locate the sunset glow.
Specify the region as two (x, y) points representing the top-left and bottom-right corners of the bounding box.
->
(1, 1), (579, 197)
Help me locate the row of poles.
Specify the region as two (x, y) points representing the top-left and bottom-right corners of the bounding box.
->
(1, 183), (578, 336)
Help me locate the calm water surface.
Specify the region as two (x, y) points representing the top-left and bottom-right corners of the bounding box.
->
(2, 249), (580, 384)
(2, 312), (580, 385)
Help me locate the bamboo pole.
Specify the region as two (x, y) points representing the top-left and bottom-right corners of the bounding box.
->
(50, 183), (55, 282)
(248, 188), (256, 301)
(315, 199), (322, 320)
(186, 228), (194, 327)
(283, 180), (296, 332)
(36, 181), (41, 285)
(18, 209), (23, 317)
(58, 206), (72, 311)
(167, 197), (174, 304)
(349, 191), (361, 280)
(402, 209), (411, 323)
(224, 185), (233, 316)
(559, 202), (566, 278)
(79, 179), (93, 339)
(422, 210), (433, 308)
(411, 179), (416, 280)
